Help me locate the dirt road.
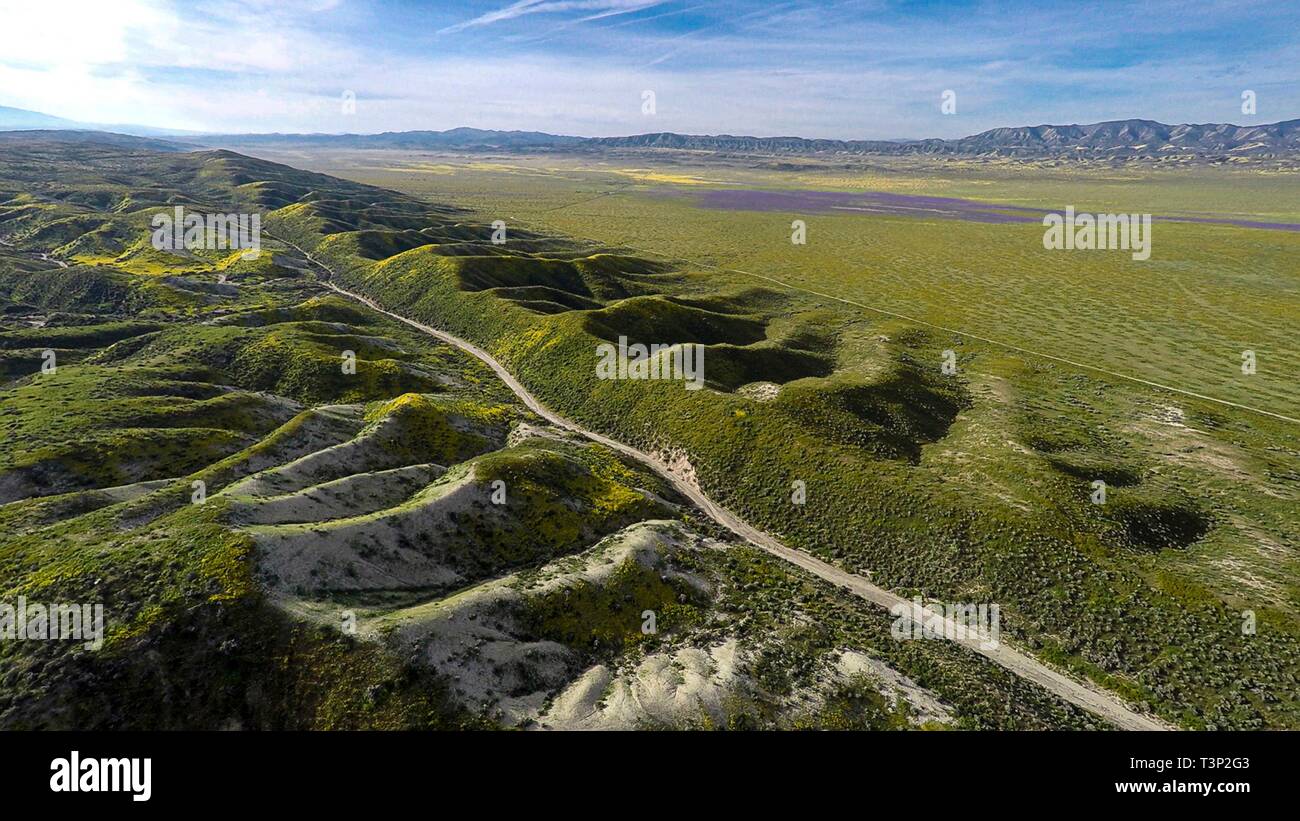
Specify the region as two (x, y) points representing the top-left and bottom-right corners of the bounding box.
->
(279, 236), (1170, 731)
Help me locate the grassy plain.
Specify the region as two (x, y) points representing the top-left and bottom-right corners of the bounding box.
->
(268, 149), (1300, 420)
(2, 140), (1120, 730)
(243, 146), (1300, 728)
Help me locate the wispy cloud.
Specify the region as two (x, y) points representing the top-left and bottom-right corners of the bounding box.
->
(438, 0), (662, 35)
(0, 0), (1295, 137)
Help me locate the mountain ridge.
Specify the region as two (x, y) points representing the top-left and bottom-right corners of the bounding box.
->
(2, 103), (1298, 157)
(191, 117), (1300, 158)
(0, 104), (198, 138)
(581, 118), (1300, 157)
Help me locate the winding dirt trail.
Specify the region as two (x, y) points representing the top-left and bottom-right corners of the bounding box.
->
(0, 237), (69, 268)
(279, 236), (1170, 731)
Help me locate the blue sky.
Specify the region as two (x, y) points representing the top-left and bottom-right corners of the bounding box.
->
(0, 0), (1296, 138)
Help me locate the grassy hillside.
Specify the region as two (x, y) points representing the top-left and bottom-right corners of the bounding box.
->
(262, 151), (1300, 730)
(0, 138), (1122, 730)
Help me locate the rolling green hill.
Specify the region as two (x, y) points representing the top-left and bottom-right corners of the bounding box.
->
(1, 135), (1295, 730)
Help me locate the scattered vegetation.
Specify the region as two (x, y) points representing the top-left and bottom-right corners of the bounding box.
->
(3, 137), (1295, 730)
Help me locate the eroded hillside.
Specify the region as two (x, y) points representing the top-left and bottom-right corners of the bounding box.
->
(0, 137), (1114, 730)
(1, 136), (1296, 729)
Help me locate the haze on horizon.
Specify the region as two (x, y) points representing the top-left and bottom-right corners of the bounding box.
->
(1, 0), (1297, 140)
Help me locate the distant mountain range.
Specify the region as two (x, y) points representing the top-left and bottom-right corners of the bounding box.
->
(585, 119), (1300, 158)
(0, 105), (197, 138)
(1, 104), (1297, 158)
(0, 105), (81, 130)
(187, 118), (1300, 158)
(205, 126), (587, 151)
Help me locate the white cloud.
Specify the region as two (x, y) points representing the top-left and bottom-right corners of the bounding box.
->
(438, 0), (662, 35)
(0, 0), (1294, 137)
